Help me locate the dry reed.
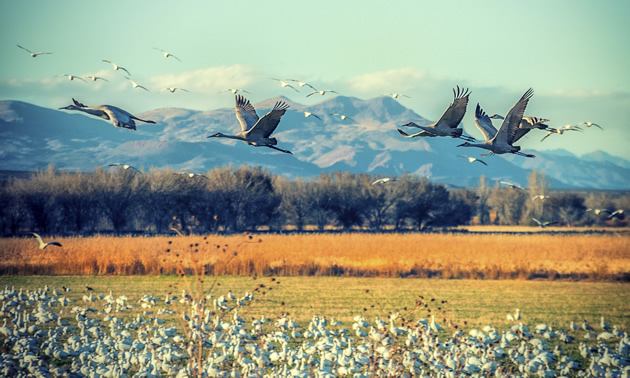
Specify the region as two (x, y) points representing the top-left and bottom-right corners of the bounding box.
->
(0, 232), (628, 280)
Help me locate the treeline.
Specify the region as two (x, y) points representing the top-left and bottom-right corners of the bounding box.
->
(0, 165), (627, 235)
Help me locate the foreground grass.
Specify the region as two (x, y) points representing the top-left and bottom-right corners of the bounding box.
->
(1, 275), (628, 332)
(1, 232), (629, 279)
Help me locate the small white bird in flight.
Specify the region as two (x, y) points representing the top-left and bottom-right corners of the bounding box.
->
(219, 88), (251, 94)
(385, 93), (411, 99)
(56, 74), (86, 82)
(59, 98), (155, 130)
(372, 178), (396, 185)
(576, 121), (603, 130)
(532, 195), (550, 201)
(161, 87), (189, 93)
(458, 155), (487, 166)
(532, 218), (557, 228)
(31, 232), (62, 249)
(153, 48), (181, 61)
(294, 110), (322, 120)
(499, 181), (526, 190)
(125, 77), (149, 91)
(540, 124), (582, 142)
(84, 75), (109, 82)
(272, 78), (299, 92)
(307, 89), (338, 97)
(288, 79), (317, 90)
(109, 163), (141, 173)
(102, 60), (131, 75)
(17, 44), (52, 57)
(329, 113), (356, 122)
(175, 171), (209, 179)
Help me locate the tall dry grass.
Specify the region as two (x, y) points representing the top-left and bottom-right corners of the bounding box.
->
(1, 232), (628, 279)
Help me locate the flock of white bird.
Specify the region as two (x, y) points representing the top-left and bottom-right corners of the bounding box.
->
(0, 284), (628, 377)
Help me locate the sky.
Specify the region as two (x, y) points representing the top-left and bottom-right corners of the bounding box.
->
(2, 0), (629, 160)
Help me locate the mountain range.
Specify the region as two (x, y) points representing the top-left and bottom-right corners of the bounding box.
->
(1, 97), (629, 190)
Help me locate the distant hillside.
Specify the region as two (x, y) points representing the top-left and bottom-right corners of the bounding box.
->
(1, 98), (629, 189)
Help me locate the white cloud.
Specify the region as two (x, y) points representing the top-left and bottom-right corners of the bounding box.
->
(148, 65), (256, 94)
(346, 67), (427, 94)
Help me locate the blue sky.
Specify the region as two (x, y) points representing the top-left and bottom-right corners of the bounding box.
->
(2, 0), (629, 159)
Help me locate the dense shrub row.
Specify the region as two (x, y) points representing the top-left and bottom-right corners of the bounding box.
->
(0, 165), (626, 235)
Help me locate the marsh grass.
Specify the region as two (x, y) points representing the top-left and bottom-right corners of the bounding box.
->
(1, 232), (628, 279)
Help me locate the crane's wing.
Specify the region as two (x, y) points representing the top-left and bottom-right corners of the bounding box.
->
(102, 107), (136, 130)
(434, 86), (470, 129)
(31, 232), (44, 246)
(246, 101), (290, 139)
(17, 44), (33, 54)
(235, 95), (259, 132)
(494, 88), (534, 145)
(72, 98), (87, 108)
(474, 104), (498, 141)
(512, 127), (531, 143)
(522, 116), (550, 129)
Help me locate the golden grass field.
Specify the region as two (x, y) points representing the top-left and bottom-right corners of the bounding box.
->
(1, 231), (629, 279)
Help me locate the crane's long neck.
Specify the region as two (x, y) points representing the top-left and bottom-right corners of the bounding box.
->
(211, 133), (247, 142)
(76, 106), (107, 119)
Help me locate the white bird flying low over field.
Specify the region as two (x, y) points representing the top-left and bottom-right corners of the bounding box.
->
(175, 171), (209, 179)
(109, 163), (142, 173)
(207, 95), (292, 154)
(372, 178), (396, 185)
(499, 181), (526, 190)
(398, 86), (476, 141)
(102, 60), (131, 75)
(532, 218), (557, 228)
(17, 44), (52, 57)
(31, 232), (62, 249)
(458, 89), (536, 158)
(59, 98), (155, 130)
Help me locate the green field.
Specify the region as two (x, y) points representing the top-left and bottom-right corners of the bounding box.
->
(2, 275), (627, 331)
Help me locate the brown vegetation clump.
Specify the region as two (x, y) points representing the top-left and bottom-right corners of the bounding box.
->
(1, 232), (628, 280)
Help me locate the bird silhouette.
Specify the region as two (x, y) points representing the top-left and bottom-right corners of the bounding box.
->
(499, 181), (526, 190)
(398, 86), (475, 141)
(175, 171), (209, 179)
(577, 121), (603, 130)
(161, 87), (189, 93)
(385, 93), (411, 99)
(56, 74), (86, 82)
(540, 124), (582, 142)
(125, 77), (149, 91)
(306, 89), (338, 97)
(532, 218), (557, 228)
(31, 232), (62, 249)
(458, 89), (536, 158)
(153, 48), (181, 61)
(59, 98), (155, 130)
(372, 178), (396, 185)
(84, 75), (109, 82)
(219, 88), (250, 94)
(102, 60), (131, 75)
(109, 163), (142, 173)
(294, 110), (322, 120)
(458, 155), (487, 166)
(17, 44), (52, 57)
(272, 78), (299, 92)
(329, 113), (356, 122)
(288, 79), (317, 90)
(207, 95), (292, 154)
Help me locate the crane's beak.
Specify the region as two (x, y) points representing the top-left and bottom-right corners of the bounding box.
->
(457, 142), (467, 147)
